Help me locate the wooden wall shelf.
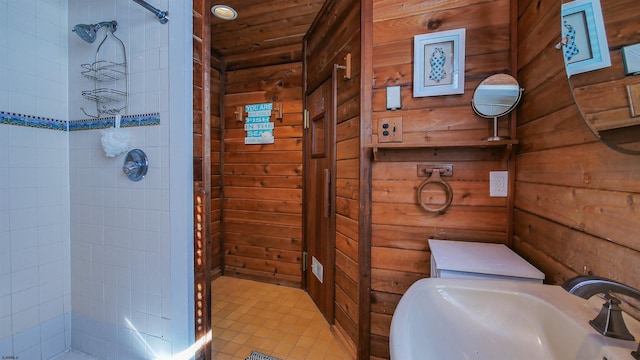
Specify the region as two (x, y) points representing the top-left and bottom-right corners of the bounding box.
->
(368, 140), (518, 161)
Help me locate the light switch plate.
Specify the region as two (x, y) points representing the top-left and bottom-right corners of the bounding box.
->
(386, 85), (402, 110)
(622, 43), (640, 76)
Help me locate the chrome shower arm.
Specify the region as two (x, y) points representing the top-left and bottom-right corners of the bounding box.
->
(132, 0), (169, 24)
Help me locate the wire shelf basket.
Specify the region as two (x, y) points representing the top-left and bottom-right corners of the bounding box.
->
(81, 61), (126, 82)
(82, 88), (127, 103)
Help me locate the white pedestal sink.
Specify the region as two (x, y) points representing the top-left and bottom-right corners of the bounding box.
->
(390, 278), (640, 360)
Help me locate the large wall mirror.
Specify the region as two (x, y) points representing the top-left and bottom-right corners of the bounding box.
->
(560, 0), (640, 154)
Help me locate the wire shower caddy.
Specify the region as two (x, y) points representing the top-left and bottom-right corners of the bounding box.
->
(80, 28), (128, 118)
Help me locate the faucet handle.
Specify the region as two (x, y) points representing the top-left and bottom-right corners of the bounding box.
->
(590, 295), (636, 341)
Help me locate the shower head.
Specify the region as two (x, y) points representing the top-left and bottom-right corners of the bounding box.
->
(72, 21), (118, 43)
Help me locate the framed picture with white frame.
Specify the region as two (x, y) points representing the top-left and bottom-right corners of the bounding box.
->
(413, 28), (466, 97)
(560, 0), (611, 76)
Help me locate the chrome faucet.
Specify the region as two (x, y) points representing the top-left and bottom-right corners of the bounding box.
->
(563, 276), (640, 348)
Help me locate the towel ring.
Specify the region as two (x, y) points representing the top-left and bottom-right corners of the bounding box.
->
(417, 168), (453, 214)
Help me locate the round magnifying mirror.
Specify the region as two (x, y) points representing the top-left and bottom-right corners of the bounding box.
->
(472, 74), (523, 141)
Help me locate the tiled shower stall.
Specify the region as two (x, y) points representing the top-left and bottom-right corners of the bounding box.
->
(0, 0), (194, 359)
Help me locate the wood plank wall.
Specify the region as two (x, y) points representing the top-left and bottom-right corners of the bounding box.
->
(515, 0), (640, 292)
(222, 63), (304, 288)
(305, 0), (362, 355)
(211, 53), (223, 279)
(370, 0), (513, 358)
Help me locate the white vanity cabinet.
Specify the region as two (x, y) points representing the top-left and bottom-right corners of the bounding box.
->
(429, 239), (545, 283)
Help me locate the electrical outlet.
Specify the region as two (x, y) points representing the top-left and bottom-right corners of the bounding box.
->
(490, 171), (508, 197)
(378, 116), (403, 143)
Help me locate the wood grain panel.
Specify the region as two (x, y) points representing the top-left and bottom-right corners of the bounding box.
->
(335, 197), (359, 220)
(369, 0), (514, 356)
(372, 204), (506, 231)
(370, 312), (392, 339)
(222, 175), (302, 190)
(210, 0), (325, 70)
(513, 210), (640, 289)
(515, 181), (640, 252)
(336, 267), (359, 303)
(371, 247), (430, 274)
(223, 62), (304, 287)
(223, 265), (300, 287)
(336, 229), (358, 262)
(336, 285), (358, 326)
(224, 187), (302, 201)
(370, 334), (390, 360)
(373, 2), (509, 47)
(225, 254), (300, 276)
(336, 116), (360, 142)
(336, 249), (359, 287)
(224, 163), (302, 176)
(224, 243), (301, 264)
(373, 180), (506, 207)
(371, 291), (401, 316)
(225, 221), (302, 239)
(371, 268), (427, 295)
(516, 105), (597, 153)
(336, 214), (359, 242)
(372, 161), (506, 180)
(516, 142), (640, 193)
(336, 179), (359, 200)
(224, 232), (301, 252)
(372, 224), (507, 250)
(515, 0), (640, 317)
(373, 0), (490, 21)
(223, 209), (302, 227)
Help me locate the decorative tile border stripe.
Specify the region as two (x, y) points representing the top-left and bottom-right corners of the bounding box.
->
(0, 111), (67, 131)
(0, 111), (160, 131)
(68, 113), (160, 131)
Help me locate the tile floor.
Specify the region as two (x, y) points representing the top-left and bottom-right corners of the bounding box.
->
(211, 276), (353, 360)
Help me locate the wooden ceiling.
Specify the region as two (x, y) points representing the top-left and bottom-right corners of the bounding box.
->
(209, 0), (326, 69)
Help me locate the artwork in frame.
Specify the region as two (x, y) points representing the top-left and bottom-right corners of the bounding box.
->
(560, 0), (611, 76)
(413, 28), (465, 97)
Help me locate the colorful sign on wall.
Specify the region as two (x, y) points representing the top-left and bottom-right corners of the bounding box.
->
(244, 103), (275, 144)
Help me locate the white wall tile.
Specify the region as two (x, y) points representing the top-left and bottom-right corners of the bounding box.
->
(0, 235), (10, 275)
(41, 333), (66, 360)
(10, 248), (37, 273)
(0, 316), (12, 339)
(11, 267), (38, 293)
(2, 0), (183, 357)
(0, 295), (11, 318)
(40, 297), (64, 322)
(12, 306), (40, 333)
(0, 274), (10, 297)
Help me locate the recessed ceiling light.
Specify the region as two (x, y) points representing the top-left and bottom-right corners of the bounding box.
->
(211, 5), (237, 20)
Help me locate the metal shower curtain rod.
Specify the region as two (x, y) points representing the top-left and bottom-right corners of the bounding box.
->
(132, 0), (169, 24)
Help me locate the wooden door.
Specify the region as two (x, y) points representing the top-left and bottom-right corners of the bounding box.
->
(304, 76), (335, 322)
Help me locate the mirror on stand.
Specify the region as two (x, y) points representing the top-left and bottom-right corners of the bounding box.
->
(471, 74), (523, 141)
